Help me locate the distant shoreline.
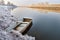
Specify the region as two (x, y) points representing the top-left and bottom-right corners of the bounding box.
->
(29, 7), (60, 13)
(29, 7), (60, 10)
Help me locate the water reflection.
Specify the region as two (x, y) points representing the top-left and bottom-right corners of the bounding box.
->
(30, 8), (60, 13)
(7, 6), (17, 11)
(11, 7), (60, 40)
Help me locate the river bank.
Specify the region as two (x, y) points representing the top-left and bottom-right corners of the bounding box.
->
(28, 4), (60, 13)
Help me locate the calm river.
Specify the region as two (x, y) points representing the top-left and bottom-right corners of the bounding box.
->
(11, 7), (60, 40)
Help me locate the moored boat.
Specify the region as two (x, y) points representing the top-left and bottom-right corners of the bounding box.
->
(14, 18), (32, 34)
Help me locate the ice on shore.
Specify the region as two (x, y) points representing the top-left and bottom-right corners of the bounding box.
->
(0, 6), (35, 40)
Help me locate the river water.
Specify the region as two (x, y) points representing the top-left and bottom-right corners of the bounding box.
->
(11, 7), (60, 40)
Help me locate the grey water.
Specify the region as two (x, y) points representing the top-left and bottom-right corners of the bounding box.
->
(11, 7), (60, 40)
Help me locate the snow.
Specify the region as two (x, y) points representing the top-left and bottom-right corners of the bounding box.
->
(0, 30), (35, 40)
(0, 6), (35, 40)
(0, 6), (17, 30)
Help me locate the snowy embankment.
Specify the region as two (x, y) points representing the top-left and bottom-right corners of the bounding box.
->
(0, 6), (35, 40)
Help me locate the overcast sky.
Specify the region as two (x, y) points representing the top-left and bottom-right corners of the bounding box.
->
(4, 0), (60, 6)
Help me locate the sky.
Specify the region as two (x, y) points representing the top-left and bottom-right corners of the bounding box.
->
(4, 0), (60, 6)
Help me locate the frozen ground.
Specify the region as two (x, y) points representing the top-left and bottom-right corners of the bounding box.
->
(0, 6), (35, 40)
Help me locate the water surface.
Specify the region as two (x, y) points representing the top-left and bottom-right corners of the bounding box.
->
(11, 7), (60, 40)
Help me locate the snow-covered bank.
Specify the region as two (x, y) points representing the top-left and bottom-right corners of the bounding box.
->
(0, 6), (17, 30)
(0, 6), (35, 40)
(0, 30), (35, 40)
